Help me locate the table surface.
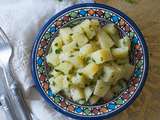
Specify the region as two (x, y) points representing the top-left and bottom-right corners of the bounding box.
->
(97, 0), (160, 120)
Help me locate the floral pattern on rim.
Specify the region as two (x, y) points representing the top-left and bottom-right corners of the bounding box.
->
(34, 7), (145, 117)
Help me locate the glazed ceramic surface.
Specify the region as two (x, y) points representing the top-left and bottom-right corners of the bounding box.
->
(31, 3), (149, 119)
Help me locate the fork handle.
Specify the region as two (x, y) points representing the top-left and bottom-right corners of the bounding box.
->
(0, 95), (16, 120)
(10, 82), (32, 120)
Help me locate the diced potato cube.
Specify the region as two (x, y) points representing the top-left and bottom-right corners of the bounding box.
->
(72, 24), (84, 34)
(97, 29), (114, 49)
(62, 41), (78, 53)
(80, 19), (96, 39)
(84, 86), (94, 101)
(80, 44), (94, 56)
(46, 54), (60, 66)
(63, 89), (71, 98)
(68, 55), (84, 68)
(102, 65), (117, 83)
(78, 99), (86, 105)
(91, 49), (112, 64)
(70, 87), (85, 101)
(63, 75), (71, 89)
(59, 52), (70, 62)
(94, 80), (110, 97)
(111, 47), (129, 59)
(55, 62), (73, 74)
(72, 33), (89, 47)
(117, 36), (131, 48)
(90, 41), (101, 51)
(59, 27), (73, 44)
(103, 24), (120, 44)
(59, 52), (84, 68)
(71, 73), (86, 88)
(89, 95), (100, 105)
(111, 63), (125, 85)
(50, 69), (61, 78)
(51, 37), (63, 49)
(49, 75), (64, 93)
(90, 19), (100, 30)
(82, 63), (99, 79)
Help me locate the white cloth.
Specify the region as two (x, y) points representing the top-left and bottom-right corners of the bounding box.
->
(0, 0), (95, 120)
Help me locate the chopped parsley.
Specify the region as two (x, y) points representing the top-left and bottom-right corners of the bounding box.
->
(69, 55), (74, 57)
(100, 57), (103, 61)
(55, 48), (62, 54)
(54, 43), (58, 46)
(78, 73), (83, 76)
(76, 43), (79, 47)
(55, 69), (64, 75)
(92, 58), (96, 63)
(85, 57), (91, 64)
(74, 48), (79, 51)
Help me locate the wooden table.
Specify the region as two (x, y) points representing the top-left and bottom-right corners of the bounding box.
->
(95, 0), (160, 120)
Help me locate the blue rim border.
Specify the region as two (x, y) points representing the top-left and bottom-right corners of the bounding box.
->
(31, 3), (149, 120)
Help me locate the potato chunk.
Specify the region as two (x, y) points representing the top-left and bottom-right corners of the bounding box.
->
(117, 36), (131, 48)
(84, 86), (94, 101)
(111, 47), (129, 59)
(91, 49), (112, 64)
(51, 37), (63, 49)
(59, 52), (84, 68)
(103, 23), (120, 44)
(49, 75), (64, 93)
(102, 65), (117, 83)
(94, 80), (110, 97)
(46, 53), (60, 66)
(80, 44), (94, 56)
(50, 69), (62, 78)
(111, 63), (125, 85)
(63, 75), (71, 89)
(55, 62), (73, 74)
(97, 29), (114, 49)
(72, 33), (89, 47)
(62, 41), (78, 53)
(69, 55), (84, 68)
(59, 27), (72, 44)
(71, 73), (86, 88)
(82, 63), (99, 79)
(72, 24), (84, 34)
(90, 19), (100, 30)
(70, 87), (85, 101)
(80, 19), (96, 39)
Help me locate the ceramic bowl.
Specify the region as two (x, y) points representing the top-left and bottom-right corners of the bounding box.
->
(31, 3), (149, 120)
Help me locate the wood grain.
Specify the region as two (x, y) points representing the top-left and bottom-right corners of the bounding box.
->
(95, 0), (160, 120)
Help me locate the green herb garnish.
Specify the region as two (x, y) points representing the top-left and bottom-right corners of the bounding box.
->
(54, 43), (58, 46)
(74, 48), (79, 51)
(76, 43), (79, 47)
(55, 48), (62, 54)
(69, 55), (74, 57)
(92, 58), (96, 63)
(78, 73), (83, 76)
(55, 69), (64, 75)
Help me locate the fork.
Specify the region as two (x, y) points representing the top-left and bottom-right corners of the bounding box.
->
(0, 27), (32, 120)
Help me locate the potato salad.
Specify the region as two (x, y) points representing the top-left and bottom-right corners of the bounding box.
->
(46, 19), (134, 105)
